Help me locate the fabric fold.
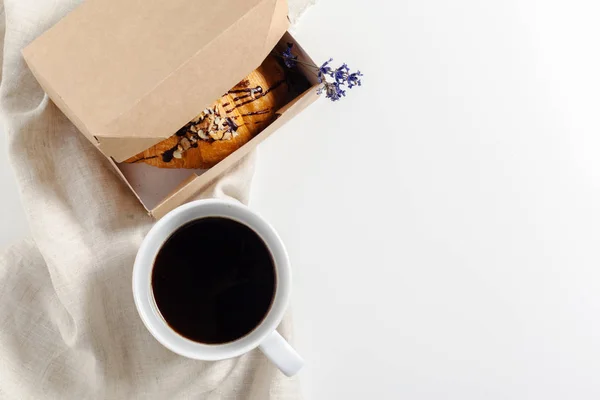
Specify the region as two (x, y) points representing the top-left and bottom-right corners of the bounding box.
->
(0, 0), (313, 398)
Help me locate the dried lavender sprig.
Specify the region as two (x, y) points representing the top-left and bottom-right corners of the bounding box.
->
(277, 46), (363, 102)
(273, 53), (320, 70)
(317, 81), (346, 102)
(347, 70), (363, 88)
(281, 43), (298, 68)
(317, 59), (334, 83)
(333, 63), (350, 84)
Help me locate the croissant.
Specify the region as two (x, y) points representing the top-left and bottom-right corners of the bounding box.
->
(125, 55), (289, 169)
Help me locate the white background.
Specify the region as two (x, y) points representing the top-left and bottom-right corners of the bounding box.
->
(3, 0), (600, 398)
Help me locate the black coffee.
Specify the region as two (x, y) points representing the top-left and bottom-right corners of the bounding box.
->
(151, 217), (276, 344)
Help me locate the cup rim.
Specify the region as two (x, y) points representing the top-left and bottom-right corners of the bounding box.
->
(132, 199), (291, 360)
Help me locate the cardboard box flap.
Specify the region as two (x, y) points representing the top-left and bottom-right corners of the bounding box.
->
(23, 0), (289, 161)
(97, 136), (173, 163)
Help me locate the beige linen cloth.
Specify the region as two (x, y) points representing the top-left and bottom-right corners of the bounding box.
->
(0, 0), (314, 398)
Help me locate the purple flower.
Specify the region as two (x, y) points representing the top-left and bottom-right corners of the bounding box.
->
(347, 70), (363, 88)
(334, 63), (350, 83)
(318, 81), (346, 102)
(317, 58), (334, 83)
(274, 45), (362, 102)
(282, 42), (298, 68)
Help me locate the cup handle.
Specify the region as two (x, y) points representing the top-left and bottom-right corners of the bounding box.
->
(258, 330), (304, 376)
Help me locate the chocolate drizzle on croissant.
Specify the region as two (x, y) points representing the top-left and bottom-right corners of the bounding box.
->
(125, 56), (292, 169)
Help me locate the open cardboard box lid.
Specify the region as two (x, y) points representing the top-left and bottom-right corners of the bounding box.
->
(23, 0), (290, 162)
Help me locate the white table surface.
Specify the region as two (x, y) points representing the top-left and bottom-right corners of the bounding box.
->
(3, 0), (600, 398)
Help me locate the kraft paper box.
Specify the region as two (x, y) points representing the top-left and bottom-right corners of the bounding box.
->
(22, 0), (319, 218)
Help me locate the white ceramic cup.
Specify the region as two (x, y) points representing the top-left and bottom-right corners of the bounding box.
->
(132, 199), (303, 376)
